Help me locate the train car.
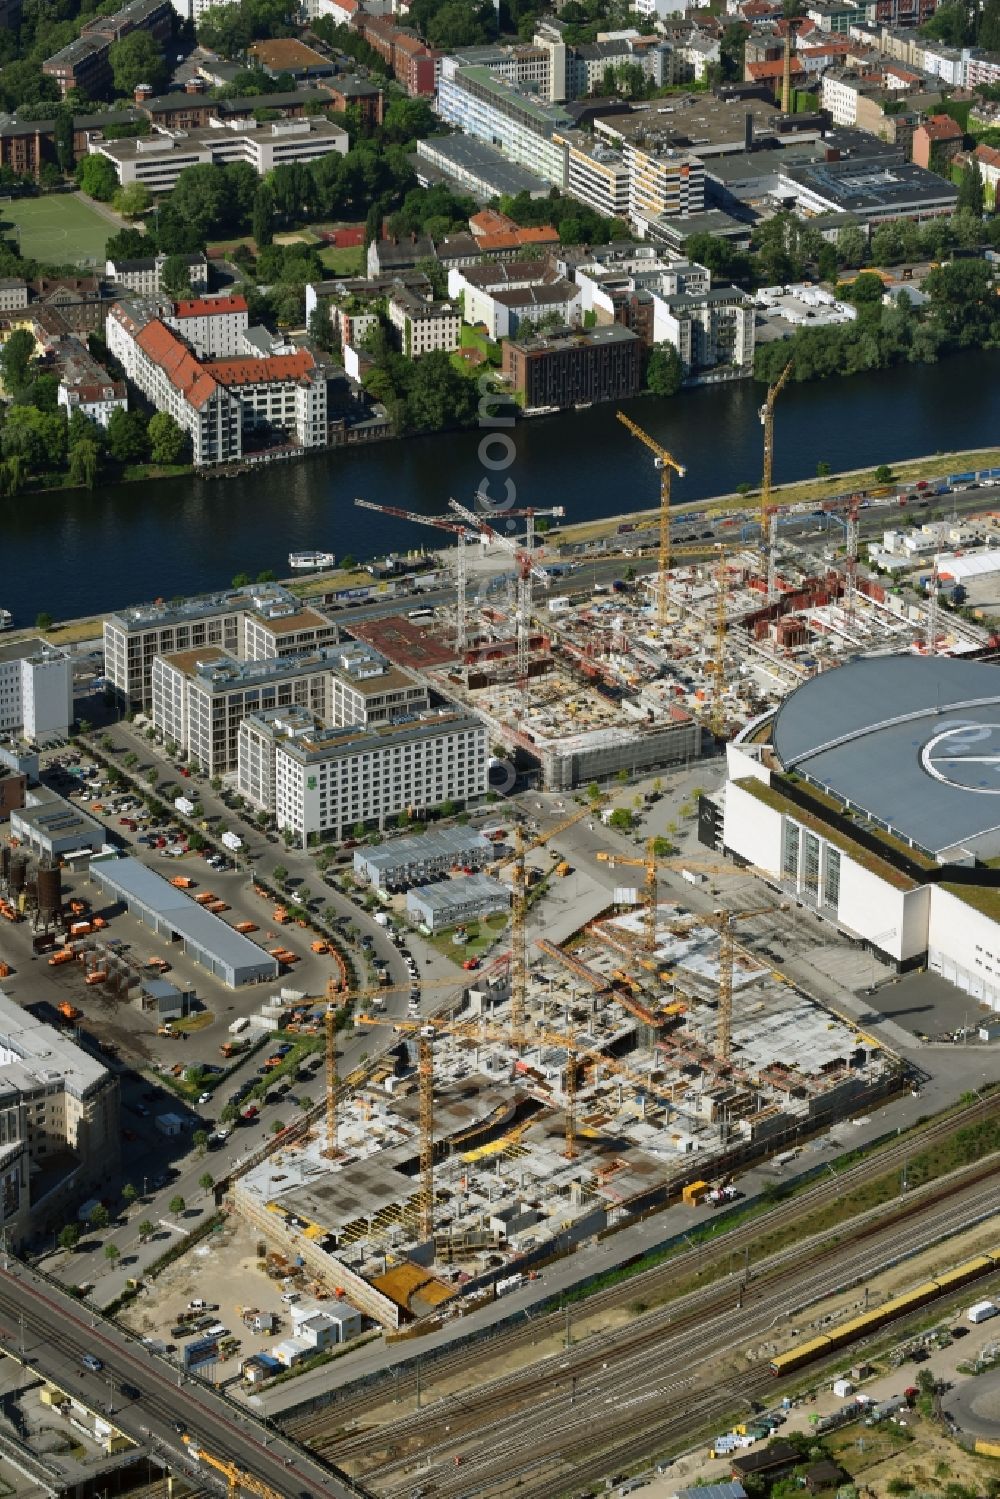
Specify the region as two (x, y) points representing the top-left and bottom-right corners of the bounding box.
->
(934, 1256), (993, 1294)
(769, 1336), (832, 1376)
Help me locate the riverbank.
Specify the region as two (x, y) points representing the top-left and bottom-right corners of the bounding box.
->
(18, 441), (1000, 651)
(554, 446), (1000, 547)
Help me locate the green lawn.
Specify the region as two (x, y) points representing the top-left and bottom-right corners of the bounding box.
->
(318, 243), (365, 274)
(0, 193), (115, 266)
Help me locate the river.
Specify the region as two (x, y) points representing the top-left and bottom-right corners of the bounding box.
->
(4, 349), (999, 629)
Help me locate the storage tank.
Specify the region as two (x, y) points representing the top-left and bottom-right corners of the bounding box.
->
(0, 846), (9, 883)
(8, 855), (26, 893)
(36, 866), (61, 921)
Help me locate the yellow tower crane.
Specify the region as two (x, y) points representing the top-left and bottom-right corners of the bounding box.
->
(181, 1437), (285, 1499)
(615, 410), (686, 631)
(323, 976), (339, 1158)
(760, 358), (793, 603)
(711, 545), (729, 740)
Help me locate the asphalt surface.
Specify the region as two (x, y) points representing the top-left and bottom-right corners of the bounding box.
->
(0, 1257), (362, 1498)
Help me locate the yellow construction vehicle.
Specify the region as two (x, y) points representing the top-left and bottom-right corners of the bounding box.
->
(181, 1435), (285, 1499)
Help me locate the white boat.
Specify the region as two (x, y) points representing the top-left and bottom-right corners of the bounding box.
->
(0, 609), (11, 631)
(288, 551), (336, 571)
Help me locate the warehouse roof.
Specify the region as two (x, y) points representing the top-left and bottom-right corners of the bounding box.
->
(408, 872), (509, 914)
(359, 827), (493, 872)
(772, 655), (1000, 859)
(90, 857), (279, 978)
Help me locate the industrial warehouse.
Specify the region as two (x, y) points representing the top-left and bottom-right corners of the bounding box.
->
(89, 857), (280, 987)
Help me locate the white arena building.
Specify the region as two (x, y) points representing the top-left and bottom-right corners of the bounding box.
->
(721, 655), (1000, 1006)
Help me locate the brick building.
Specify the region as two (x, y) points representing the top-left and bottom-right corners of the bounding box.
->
(43, 0), (174, 97)
(911, 112), (964, 169)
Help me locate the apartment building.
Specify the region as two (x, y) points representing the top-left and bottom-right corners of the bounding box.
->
(237, 705), (487, 844)
(242, 603), (339, 662)
(165, 294), (249, 359)
(568, 34), (676, 94)
(55, 337), (127, 428)
(103, 583), (299, 707)
(90, 117), (348, 191)
(435, 65), (574, 187)
(43, 0), (173, 96)
(624, 140), (705, 234)
(0, 638), (73, 743)
(387, 288), (461, 357)
(561, 132), (630, 218)
(501, 323), (643, 409)
(0, 990), (120, 1247)
(105, 252), (209, 296)
(206, 348), (327, 449)
(653, 283), (755, 375)
(450, 259), (581, 339)
(445, 43), (554, 97)
(356, 15), (438, 95)
(107, 304), (242, 467)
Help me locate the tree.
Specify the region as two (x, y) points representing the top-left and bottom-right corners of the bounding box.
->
(252, 181), (274, 249)
(836, 224), (867, 269)
(874, 463), (894, 483)
(646, 343), (683, 396)
(193, 1129), (208, 1156)
(110, 31), (169, 96)
(272, 864), (289, 885)
(35, 611), (53, 632)
(608, 808), (633, 830)
(107, 407), (149, 465)
(137, 1219), (155, 1242)
(122, 1183), (138, 1208)
(816, 460), (831, 477)
(199, 1171), (214, 1195)
(270, 1118), (284, 1133)
(105, 226), (149, 262)
(104, 1242), (120, 1263)
(0, 328), (34, 396)
(148, 411), (188, 465)
(957, 157), (985, 218)
(68, 436), (101, 490)
(168, 1195), (186, 1215)
(113, 181), (152, 220)
(160, 254), (193, 299)
(77, 155), (118, 202)
(88, 1202), (110, 1230)
(59, 1223), (81, 1251)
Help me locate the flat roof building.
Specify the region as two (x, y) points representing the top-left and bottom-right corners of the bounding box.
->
(415, 134), (551, 199)
(11, 786), (107, 860)
(407, 872), (510, 932)
(90, 857), (280, 986)
(0, 637), (73, 744)
(90, 117), (349, 192)
(354, 826), (496, 889)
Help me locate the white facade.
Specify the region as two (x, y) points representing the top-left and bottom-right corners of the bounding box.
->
(166, 295), (249, 359)
(0, 640), (73, 743)
(388, 291), (461, 357)
(622, 142), (705, 232)
(107, 304), (242, 468)
(91, 118), (349, 191)
(721, 741), (1000, 1005)
(57, 377), (127, 429)
(238, 707), (488, 844)
(435, 66), (571, 187)
(821, 71), (861, 124)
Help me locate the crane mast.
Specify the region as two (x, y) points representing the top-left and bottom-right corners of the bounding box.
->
(615, 411), (685, 630)
(354, 497), (473, 656)
(759, 360), (793, 603)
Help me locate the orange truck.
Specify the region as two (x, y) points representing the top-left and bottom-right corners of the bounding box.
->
(272, 908), (288, 925)
(57, 1001), (81, 1019)
(0, 901), (18, 923)
(48, 949), (74, 967)
(234, 921), (258, 934)
(85, 970), (107, 986)
(206, 900), (229, 914)
(69, 920), (93, 937)
(310, 940), (329, 955)
(170, 876), (195, 890)
(194, 891), (216, 906)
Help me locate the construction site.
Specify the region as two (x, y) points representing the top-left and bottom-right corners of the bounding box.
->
(344, 377), (994, 797)
(231, 808), (899, 1331)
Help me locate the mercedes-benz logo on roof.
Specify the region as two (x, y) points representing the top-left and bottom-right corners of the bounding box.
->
(921, 722), (1000, 793)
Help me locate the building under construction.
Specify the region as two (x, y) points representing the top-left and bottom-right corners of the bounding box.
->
(231, 896), (895, 1330)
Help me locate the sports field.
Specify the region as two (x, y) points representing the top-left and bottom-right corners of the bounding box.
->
(0, 193), (116, 266)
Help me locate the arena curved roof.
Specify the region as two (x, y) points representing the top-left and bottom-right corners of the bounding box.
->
(771, 655), (1000, 861)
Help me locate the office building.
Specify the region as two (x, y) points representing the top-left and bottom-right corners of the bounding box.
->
(0, 990), (120, 1247)
(237, 704), (486, 844)
(501, 323), (643, 409)
(0, 638), (73, 743)
(436, 65), (575, 187)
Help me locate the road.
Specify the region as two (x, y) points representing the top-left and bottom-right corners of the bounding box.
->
(0, 1257), (365, 1499)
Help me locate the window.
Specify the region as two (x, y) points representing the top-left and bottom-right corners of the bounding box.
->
(781, 819), (799, 882)
(823, 846), (840, 909)
(802, 833), (820, 898)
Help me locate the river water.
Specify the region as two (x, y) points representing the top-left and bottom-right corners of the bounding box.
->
(5, 349), (999, 629)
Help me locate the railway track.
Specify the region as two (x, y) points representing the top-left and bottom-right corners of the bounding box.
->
(289, 1088), (1000, 1442)
(358, 1177), (1000, 1498)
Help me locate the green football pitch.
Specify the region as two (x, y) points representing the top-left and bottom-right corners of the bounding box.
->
(0, 193), (116, 266)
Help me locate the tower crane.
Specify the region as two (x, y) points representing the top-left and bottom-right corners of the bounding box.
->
(711, 545), (729, 740)
(615, 411), (686, 631)
(925, 561), (940, 654)
(759, 359), (793, 603)
(354, 498), (476, 655)
(448, 496), (560, 682)
(181, 1437), (285, 1499)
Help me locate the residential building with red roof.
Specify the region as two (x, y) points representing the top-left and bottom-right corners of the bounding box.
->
(166, 293), (249, 359)
(912, 112), (964, 169)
